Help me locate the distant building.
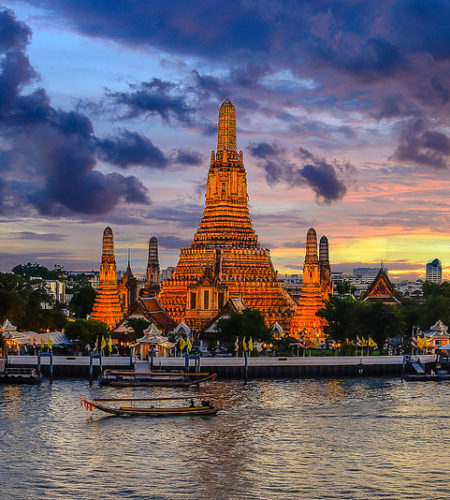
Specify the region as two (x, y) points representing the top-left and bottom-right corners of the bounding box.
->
(353, 268), (381, 282)
(279, 274), (302, 302)
(161, 267), (175, 283)
(426, 258), (442, 284)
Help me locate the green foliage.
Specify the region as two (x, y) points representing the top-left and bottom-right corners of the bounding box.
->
(318, 297), (404, 353)
(12, 263), (65, 280)
(335, 280), (357, 296)
(65, 318), (110, 347)
(69, 286), (96, 318)
(0, 272), (53, 330)
(216, 308), (273, 342)
(125, 317), (150, 337)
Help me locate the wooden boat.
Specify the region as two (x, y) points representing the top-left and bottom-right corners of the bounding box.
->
(99, 369), (217, 387)
(0, 367), (42, 384)
(80, 396), (219, 417)
(404, 372), (450, 381)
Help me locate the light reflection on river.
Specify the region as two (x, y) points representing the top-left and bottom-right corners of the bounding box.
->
(0, 378), (449, 499)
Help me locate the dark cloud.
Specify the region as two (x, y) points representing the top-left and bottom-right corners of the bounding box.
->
(146, 204), (203, 228)
(0, 8), (150, 217)
(282, 241), (306, 249)
(107, 78), (195, 124)
(393, 119), (450, 169)
(248, 142), (348, 203)
(96, 130), (168, 169)
(157, 235), (191, 249)
(13, 231), (68, 241)
(171, 148), (203, 166)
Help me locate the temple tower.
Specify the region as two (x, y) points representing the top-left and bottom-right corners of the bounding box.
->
(118, 250), (137, 313)
(290, 228), (327, 339)
(142, 236), (161, 297)
(159, 100), (296, 332)
(319, 236), (332, 301)
(90, 227), (124, 329)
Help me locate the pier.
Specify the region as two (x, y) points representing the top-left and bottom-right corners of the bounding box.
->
(6, 354), (436, 379)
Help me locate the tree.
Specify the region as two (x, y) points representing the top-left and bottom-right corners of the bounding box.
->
(336, 280), (357, 296)
(69, 286), (96, 318)
(318, 296), (364, 344)
(125, 317), (150, 337)
(216, 309), (272, 342)
(65, 319), (110, 348)
(12, 263), (65, 280)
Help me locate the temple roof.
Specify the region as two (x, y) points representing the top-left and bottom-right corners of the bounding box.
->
(363, 268), (401, 304)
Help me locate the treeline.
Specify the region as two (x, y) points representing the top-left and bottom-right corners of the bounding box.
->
(318, 281), (450, 352)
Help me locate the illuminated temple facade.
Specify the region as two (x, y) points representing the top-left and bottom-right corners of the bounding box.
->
(90, 227), (124, 329)
(159, 100), (296, 332)
(290, 228), (329, 339)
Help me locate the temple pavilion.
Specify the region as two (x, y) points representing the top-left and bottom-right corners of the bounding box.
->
(158, 100), (296, 332)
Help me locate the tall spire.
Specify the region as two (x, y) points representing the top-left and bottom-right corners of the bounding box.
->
(217, 99), (237, 154)
(142, 236), (160, 297)
(319, 236), (329, 266)
(90, 227), (123, 329)
(305, 228), (318, 265)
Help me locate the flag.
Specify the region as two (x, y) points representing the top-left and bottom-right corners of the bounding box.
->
(179, 338), (186, 350)
(356, 336), (362, 347)
(100, 336), (107, 351)
(361, 336), (367, 346)
(41, 337), (45, 350)
(47, 336), (53, 350)
(248, 337), (253, 351)
(423, 336), (430, 349)
(298, 337), (306, 349)
(186, 337), (192, 351)
(416, 336), (424, 349)
(410, 337), (417, 348)
(242, 336), (248, 351)
(108, 336), (113, 353)
(368, 336), (377, 348)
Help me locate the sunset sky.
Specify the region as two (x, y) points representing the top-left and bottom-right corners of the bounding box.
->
(0, 1), (449, 281)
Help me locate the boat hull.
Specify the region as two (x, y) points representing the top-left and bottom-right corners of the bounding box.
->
(92, 402), (218, 417)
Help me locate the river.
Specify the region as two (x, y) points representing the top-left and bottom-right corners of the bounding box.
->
(0, 378), (449, 499)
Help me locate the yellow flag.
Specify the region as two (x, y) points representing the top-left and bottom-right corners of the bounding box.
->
(108, 336), (113, 353)
(186, 337), (192, 351)
(248, 337), (253, 351)
(179, 338), (186, 350)
(48, 336), (53, 350)
(368, 336), (377, 348)
(423, 336), (429, 348)
(242, 337), (248, 351)
(41, 337), (45, 350)
(361, 336), (367, 346)
(100, 336), (107, 351)
(416, 336), (424, 349)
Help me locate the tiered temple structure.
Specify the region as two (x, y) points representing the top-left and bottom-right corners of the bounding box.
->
(90, 227), (124, 329)
(158, 100), (296, 332)
(290, 228), (328, 339)
(142, 236), (160, 297)
(363, 266), (401, 305)
(319, 236), (332, 301)
(117, 250), (137, 314)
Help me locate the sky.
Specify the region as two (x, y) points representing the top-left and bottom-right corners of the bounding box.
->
(0, 1), (449, 281)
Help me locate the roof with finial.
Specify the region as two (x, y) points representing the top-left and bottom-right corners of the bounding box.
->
(123, 249), (134, 278)
(364, 267), (400, 303)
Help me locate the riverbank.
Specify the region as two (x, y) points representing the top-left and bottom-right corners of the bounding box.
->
(6, 354), (436, 378)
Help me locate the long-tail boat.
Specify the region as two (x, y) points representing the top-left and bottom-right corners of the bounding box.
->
(99, 370), (217, 387)
(80, 396), (219, 417)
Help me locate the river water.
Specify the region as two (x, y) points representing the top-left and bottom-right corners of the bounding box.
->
(0, 378), (449, 499)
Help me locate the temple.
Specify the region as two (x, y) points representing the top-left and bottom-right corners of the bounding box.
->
(158, 100), (296, 332)
(290, 228), (328, 339)
(117, 250), (137, 314)
(90, 227), (124, 329)
(363, 267), (401, 305)
(142, 236), (160, 297)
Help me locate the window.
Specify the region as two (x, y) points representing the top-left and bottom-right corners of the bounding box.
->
(204, 290), (209, 309)
(218, 292), (224, 310)
(190, 292), (196, 309)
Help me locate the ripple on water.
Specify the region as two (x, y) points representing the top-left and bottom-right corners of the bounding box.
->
(0, 378), (449, 499)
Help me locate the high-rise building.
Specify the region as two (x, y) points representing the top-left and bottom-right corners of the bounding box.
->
(426, 258), (442, 284)
(158, 100), (296, 332)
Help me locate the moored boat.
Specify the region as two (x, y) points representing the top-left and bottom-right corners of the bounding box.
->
(99, 369), (217, 387)
(0, 367), (42, 384)
(80, 396), (219, 417)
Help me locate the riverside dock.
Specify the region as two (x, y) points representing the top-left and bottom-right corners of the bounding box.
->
(6, 354), (436, 379)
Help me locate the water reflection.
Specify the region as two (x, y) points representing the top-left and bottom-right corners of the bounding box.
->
(0, 378), (449, 499)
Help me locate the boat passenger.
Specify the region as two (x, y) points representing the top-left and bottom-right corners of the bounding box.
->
(189, 399), (195, 408)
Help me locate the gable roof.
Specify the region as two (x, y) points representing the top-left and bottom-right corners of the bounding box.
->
(363, 268), (401, 304)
